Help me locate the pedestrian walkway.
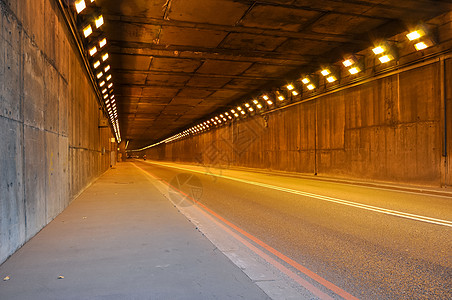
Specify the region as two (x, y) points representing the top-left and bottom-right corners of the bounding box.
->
(0, 163), (269, 300)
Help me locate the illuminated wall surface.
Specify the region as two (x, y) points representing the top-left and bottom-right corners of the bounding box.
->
(145, 12), (452, 187)
(0, 1), (115, 264)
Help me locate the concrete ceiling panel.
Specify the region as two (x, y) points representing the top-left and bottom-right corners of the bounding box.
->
(240, 4), (322, 31)
(116, 86), (142, 96)
(97, 0), (168, 18)
(177, 88), (214, 98)
(145, 74), (191, 86)
(137, 98), (172, 105)
(196, 60), (253, 75)
(150, 57), (202, 73)
(224, 78), (275, 89)
(111, 54), (152, 71)
(276, 38), (342, 55)
(207, 90), (244, 100)
(220, 33), (287, 52)
(170, 97), (202, 105)
(186, 77), (232, 88)
(163, 105), (193, 113)
(243, 63), (299, 77)
(159, 27), (228, 48)
(117, 73), (147, 85)
(141, 87), (180, 98)
(167, 0), (250, 25)
(310, 13), (386, 35)
(105, 22), (160, 43)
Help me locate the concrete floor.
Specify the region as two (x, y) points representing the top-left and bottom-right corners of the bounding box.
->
(0, 164), (270, 300)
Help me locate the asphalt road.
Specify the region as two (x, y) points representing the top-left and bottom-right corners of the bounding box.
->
(134, 160), (452, 299)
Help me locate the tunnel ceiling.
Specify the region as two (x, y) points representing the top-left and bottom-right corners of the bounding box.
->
(96, 0), (452, 149)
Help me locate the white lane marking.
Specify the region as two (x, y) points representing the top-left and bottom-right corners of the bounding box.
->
(144, 161), (452, 228)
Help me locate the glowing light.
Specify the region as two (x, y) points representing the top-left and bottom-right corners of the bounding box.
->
(99, 38), (107, 48)
(378, 55), (393, 63)
(342, 59), (353, 67)
(326, 76), (337, 83)
(292, 91), (298, 96)
(372, 46), (385, 55)
(102, 88), (107, 94)
(321, 69), (331, 76)
(237, 107), (242, 111)
(106, 74), (112, 81)
(240, 111), (245, 115)
(267, 100), (273, 105)
(104, 65), (110, 72)
(96, 72), (103, 79)
(286, 84), (294, 90)
(99, 81), (105, 87)
(415, 41), (432, 51)
(307, 84), (315, 90)
(102, 53), (109, 61)
(406, 30), (424, 41)
(257, 104), (262, 109)
(95, 15), (104, 28)
(253, 100), (259, 104)
(75, 0), (86, 13)
(83, 25), (92, 38)
(278, 95), (285, 101)
(302, 78), (310, 84)
(263, 95), (269, 100)
(349, 67), (360, 75)
(108, 83), (113, 89)
(249, 107), (254, 112)
(234, 113), (239, 117)
(89, 46), (97, 56)
(93, 61), (100, 69)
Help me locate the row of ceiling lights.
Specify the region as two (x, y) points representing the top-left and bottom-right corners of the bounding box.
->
(74, 0), (121, 143)
(158, 25), (435, 145)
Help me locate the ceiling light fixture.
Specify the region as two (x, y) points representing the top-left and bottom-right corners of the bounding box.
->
(75, 0), (86, 13)
(95, 15), (104, 28)
(321, 69), (331, 76)
(89, 46), (97, 56)
(406, 29), (425, 41)
(83, 25), (92, 38)
(99, 38), (107, 48)
(378, 54), (394, 63)
(372, 46), (385, 55)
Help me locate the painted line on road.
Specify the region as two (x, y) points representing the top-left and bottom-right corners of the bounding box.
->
(144, 161), (452, 228)
(133, 163), (357, 300)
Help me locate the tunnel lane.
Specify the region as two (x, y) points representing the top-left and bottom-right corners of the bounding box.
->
(133, 160), (452, 299)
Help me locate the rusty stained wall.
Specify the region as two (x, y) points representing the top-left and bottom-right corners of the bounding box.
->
(148, 61), (451, 187)
(0, 0), (113, 264)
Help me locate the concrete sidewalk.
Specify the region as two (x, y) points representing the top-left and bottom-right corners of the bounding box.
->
(0, 163), (270, 300)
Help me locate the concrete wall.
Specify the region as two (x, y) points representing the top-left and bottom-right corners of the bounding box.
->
(146, 13), (452, 188)
(0, 0), (114, 264)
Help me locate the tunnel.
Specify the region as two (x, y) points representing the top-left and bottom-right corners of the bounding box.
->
(1, 0), (452, 299)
